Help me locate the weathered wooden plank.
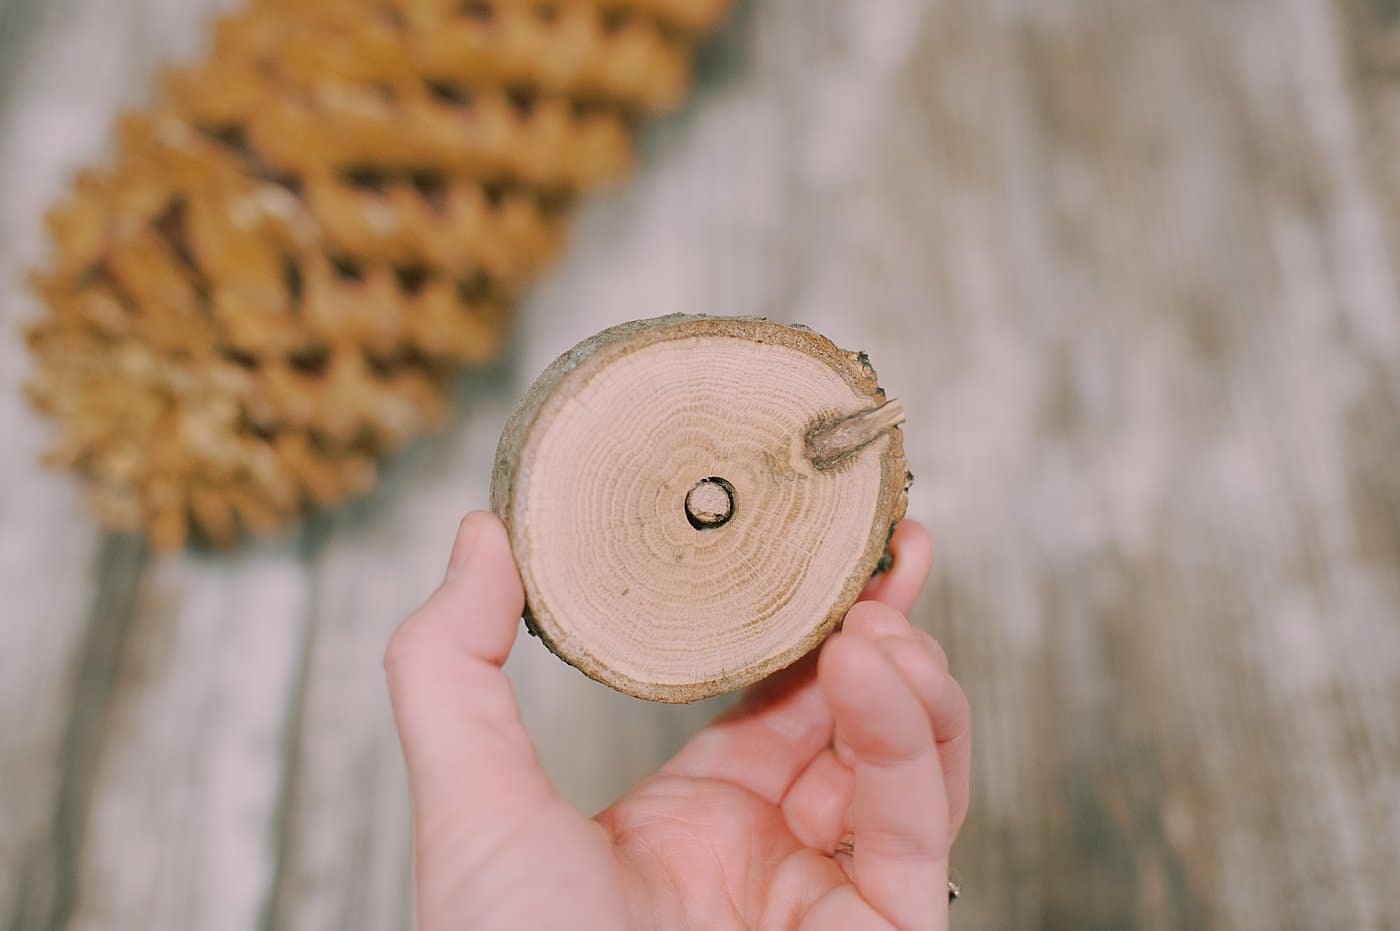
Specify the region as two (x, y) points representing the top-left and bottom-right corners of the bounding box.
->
(845, 1), (1400, 928)
(1, 4), (302, 931)
(0, 1), (195, 926)
(63, 545), (313, 931)
(2, 539), (143, 931)
(3, 0), (1400, 929)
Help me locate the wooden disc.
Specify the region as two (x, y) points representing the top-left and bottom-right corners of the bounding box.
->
(491, 315), (911, 702)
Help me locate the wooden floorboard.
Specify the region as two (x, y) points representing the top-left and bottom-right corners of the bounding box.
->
(2, 0), (1398, 928)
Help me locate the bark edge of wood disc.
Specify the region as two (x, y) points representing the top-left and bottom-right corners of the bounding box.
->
(491, 314), (911, 702)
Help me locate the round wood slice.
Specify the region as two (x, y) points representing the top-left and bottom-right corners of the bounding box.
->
(491, 315), (911, 702)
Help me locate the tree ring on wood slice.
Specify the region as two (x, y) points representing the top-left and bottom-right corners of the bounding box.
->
(491, 315), (911, 702)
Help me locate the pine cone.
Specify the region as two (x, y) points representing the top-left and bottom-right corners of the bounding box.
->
(24, 0), (730, 551)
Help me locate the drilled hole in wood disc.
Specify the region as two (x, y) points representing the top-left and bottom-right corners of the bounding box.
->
(685, 477), (735, 529)
(491, 315), (910, 702)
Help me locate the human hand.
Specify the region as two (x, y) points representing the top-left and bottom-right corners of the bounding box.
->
(385, 512), (970, 930)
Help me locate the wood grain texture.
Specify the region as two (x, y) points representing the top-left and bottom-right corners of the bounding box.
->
(3, 0), (1399, 929)
(491, 314), (909, 701)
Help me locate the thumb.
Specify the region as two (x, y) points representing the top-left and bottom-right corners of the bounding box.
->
(385, 512), (556, 846)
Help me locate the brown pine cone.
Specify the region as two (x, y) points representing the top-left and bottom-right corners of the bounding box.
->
(24, 0), (730, 551)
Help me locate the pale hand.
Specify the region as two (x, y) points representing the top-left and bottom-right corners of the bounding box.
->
(386, 513), (971, 931)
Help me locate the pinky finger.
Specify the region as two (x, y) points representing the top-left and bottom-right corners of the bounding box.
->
(859, 521), (933, 616)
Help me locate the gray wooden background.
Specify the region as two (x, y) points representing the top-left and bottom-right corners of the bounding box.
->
(4, 0), (1400, 928)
